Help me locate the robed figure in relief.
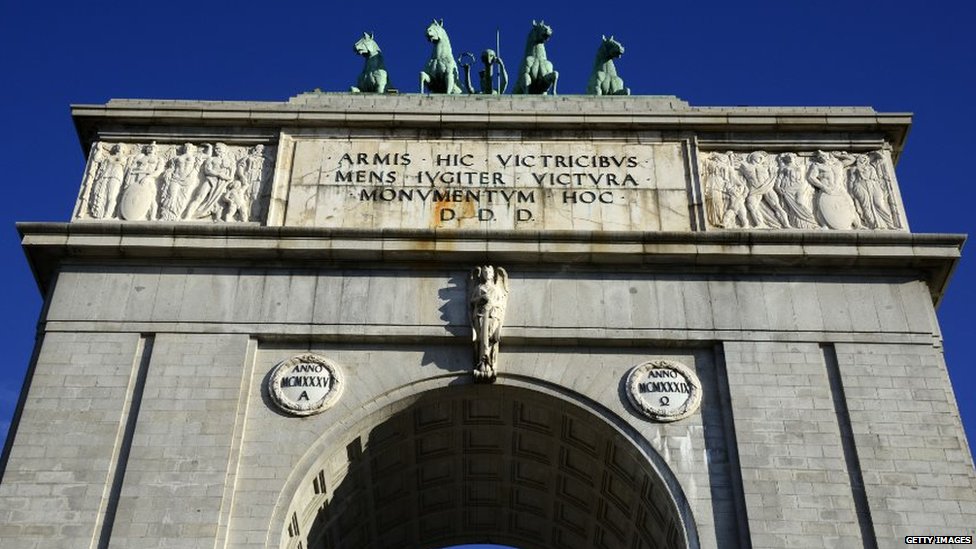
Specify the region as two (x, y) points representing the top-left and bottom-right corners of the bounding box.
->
(468, 266), (510, 383)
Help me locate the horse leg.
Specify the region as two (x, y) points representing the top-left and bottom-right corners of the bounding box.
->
(376, 70), (387, 94)
(420, 71), (429, 94)
(444, 69), (457, 95)
(350, 86), (361, 93)
(450, 67), (462, 94)
(550, 71), (559, 95)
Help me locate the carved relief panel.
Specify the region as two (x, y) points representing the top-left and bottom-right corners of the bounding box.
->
(74, 141), (276, 223)
(699, 149), (905, 231)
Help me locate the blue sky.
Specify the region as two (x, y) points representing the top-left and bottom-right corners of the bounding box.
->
(1, 0), (973, 507)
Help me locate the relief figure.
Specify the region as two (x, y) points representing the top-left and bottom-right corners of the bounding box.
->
(847, 152), (895, 229)
(186, 143), (235, 220)
(702, 152), (732, 226)
(721, 153), (749, 228)
(159, 143), (204, 221)
(86, 143), (126, 219)
(236, 144), (267, 204)
(739, 151), (789, 228)
(118, 142), (162, 221)
(773, 153), (818, 229)
(468, 265), (509, 383)
(806, 150), (861, 230)
(220, 180), (250, 222)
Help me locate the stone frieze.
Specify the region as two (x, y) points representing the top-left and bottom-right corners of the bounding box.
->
(75, 141), (275, 223)
(700, 149), (903, 231)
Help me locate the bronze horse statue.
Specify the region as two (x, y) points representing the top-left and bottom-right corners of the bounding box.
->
(514, 20), (558, 94)
(587, 35), (629, 95)
(350, 32), (389, 93)
(351, 32), (389, 93)
(420, 19), (462, 94)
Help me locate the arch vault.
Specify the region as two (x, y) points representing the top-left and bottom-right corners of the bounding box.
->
(275, 384), (695, 549)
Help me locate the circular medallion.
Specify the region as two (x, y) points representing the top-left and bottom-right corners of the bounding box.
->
(268, 354), (343, 416)
(625, 360), (702, 422)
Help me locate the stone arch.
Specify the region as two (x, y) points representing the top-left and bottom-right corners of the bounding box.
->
(273, 382), (697, 549)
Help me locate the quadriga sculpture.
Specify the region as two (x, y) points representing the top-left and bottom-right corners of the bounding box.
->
(420, 19), (462, 94)
(587, 35), (629, 95)
(350, 32), (389, 93)
(514, 20), (558, 94)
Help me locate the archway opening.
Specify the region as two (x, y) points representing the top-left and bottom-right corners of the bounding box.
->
(281, 385), (690, 549)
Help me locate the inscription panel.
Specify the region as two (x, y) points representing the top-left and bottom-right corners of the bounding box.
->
(268, 354), (343, 416)
(626, 359), (703, 422)
(284, 137), (691, 231)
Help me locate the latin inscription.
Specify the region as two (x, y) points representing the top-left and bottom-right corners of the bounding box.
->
(344, 149), (641, 225)
(626, 360), (702, 422)
(268, 354), (344, 416)
(635, 368), (693, 409)
(287, 139), (689, 231)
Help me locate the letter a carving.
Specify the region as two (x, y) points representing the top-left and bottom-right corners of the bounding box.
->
(467, 265), (510, 383)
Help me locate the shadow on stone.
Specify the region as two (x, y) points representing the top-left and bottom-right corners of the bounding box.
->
(288, 385), (689, 549)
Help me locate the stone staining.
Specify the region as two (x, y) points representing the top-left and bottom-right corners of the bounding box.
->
(701, 149), (902, 230)
(76, 141), (274, 223)
(626, 360), (703, 422)
(268, 354), (344, 417)
(467, 265), (509, 383)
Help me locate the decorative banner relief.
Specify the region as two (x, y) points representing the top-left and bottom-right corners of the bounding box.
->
(268, 354), (344, 417)
(626, 360), (702, 422)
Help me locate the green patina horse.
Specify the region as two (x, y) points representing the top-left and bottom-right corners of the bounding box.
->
(514, 20), (558, 95)
(420, 19), (462, 94)
(351, 32), (389, 94)
(587, 35), (630, 96)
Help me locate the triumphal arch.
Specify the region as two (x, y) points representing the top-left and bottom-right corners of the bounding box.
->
(2, 87), (975, 548)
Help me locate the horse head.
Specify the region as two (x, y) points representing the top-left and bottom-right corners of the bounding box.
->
(354, 32), (378, 58)
(528, 20), (553, 45)
(599, 35), (625, 61)
(426, 18), (447, 44)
